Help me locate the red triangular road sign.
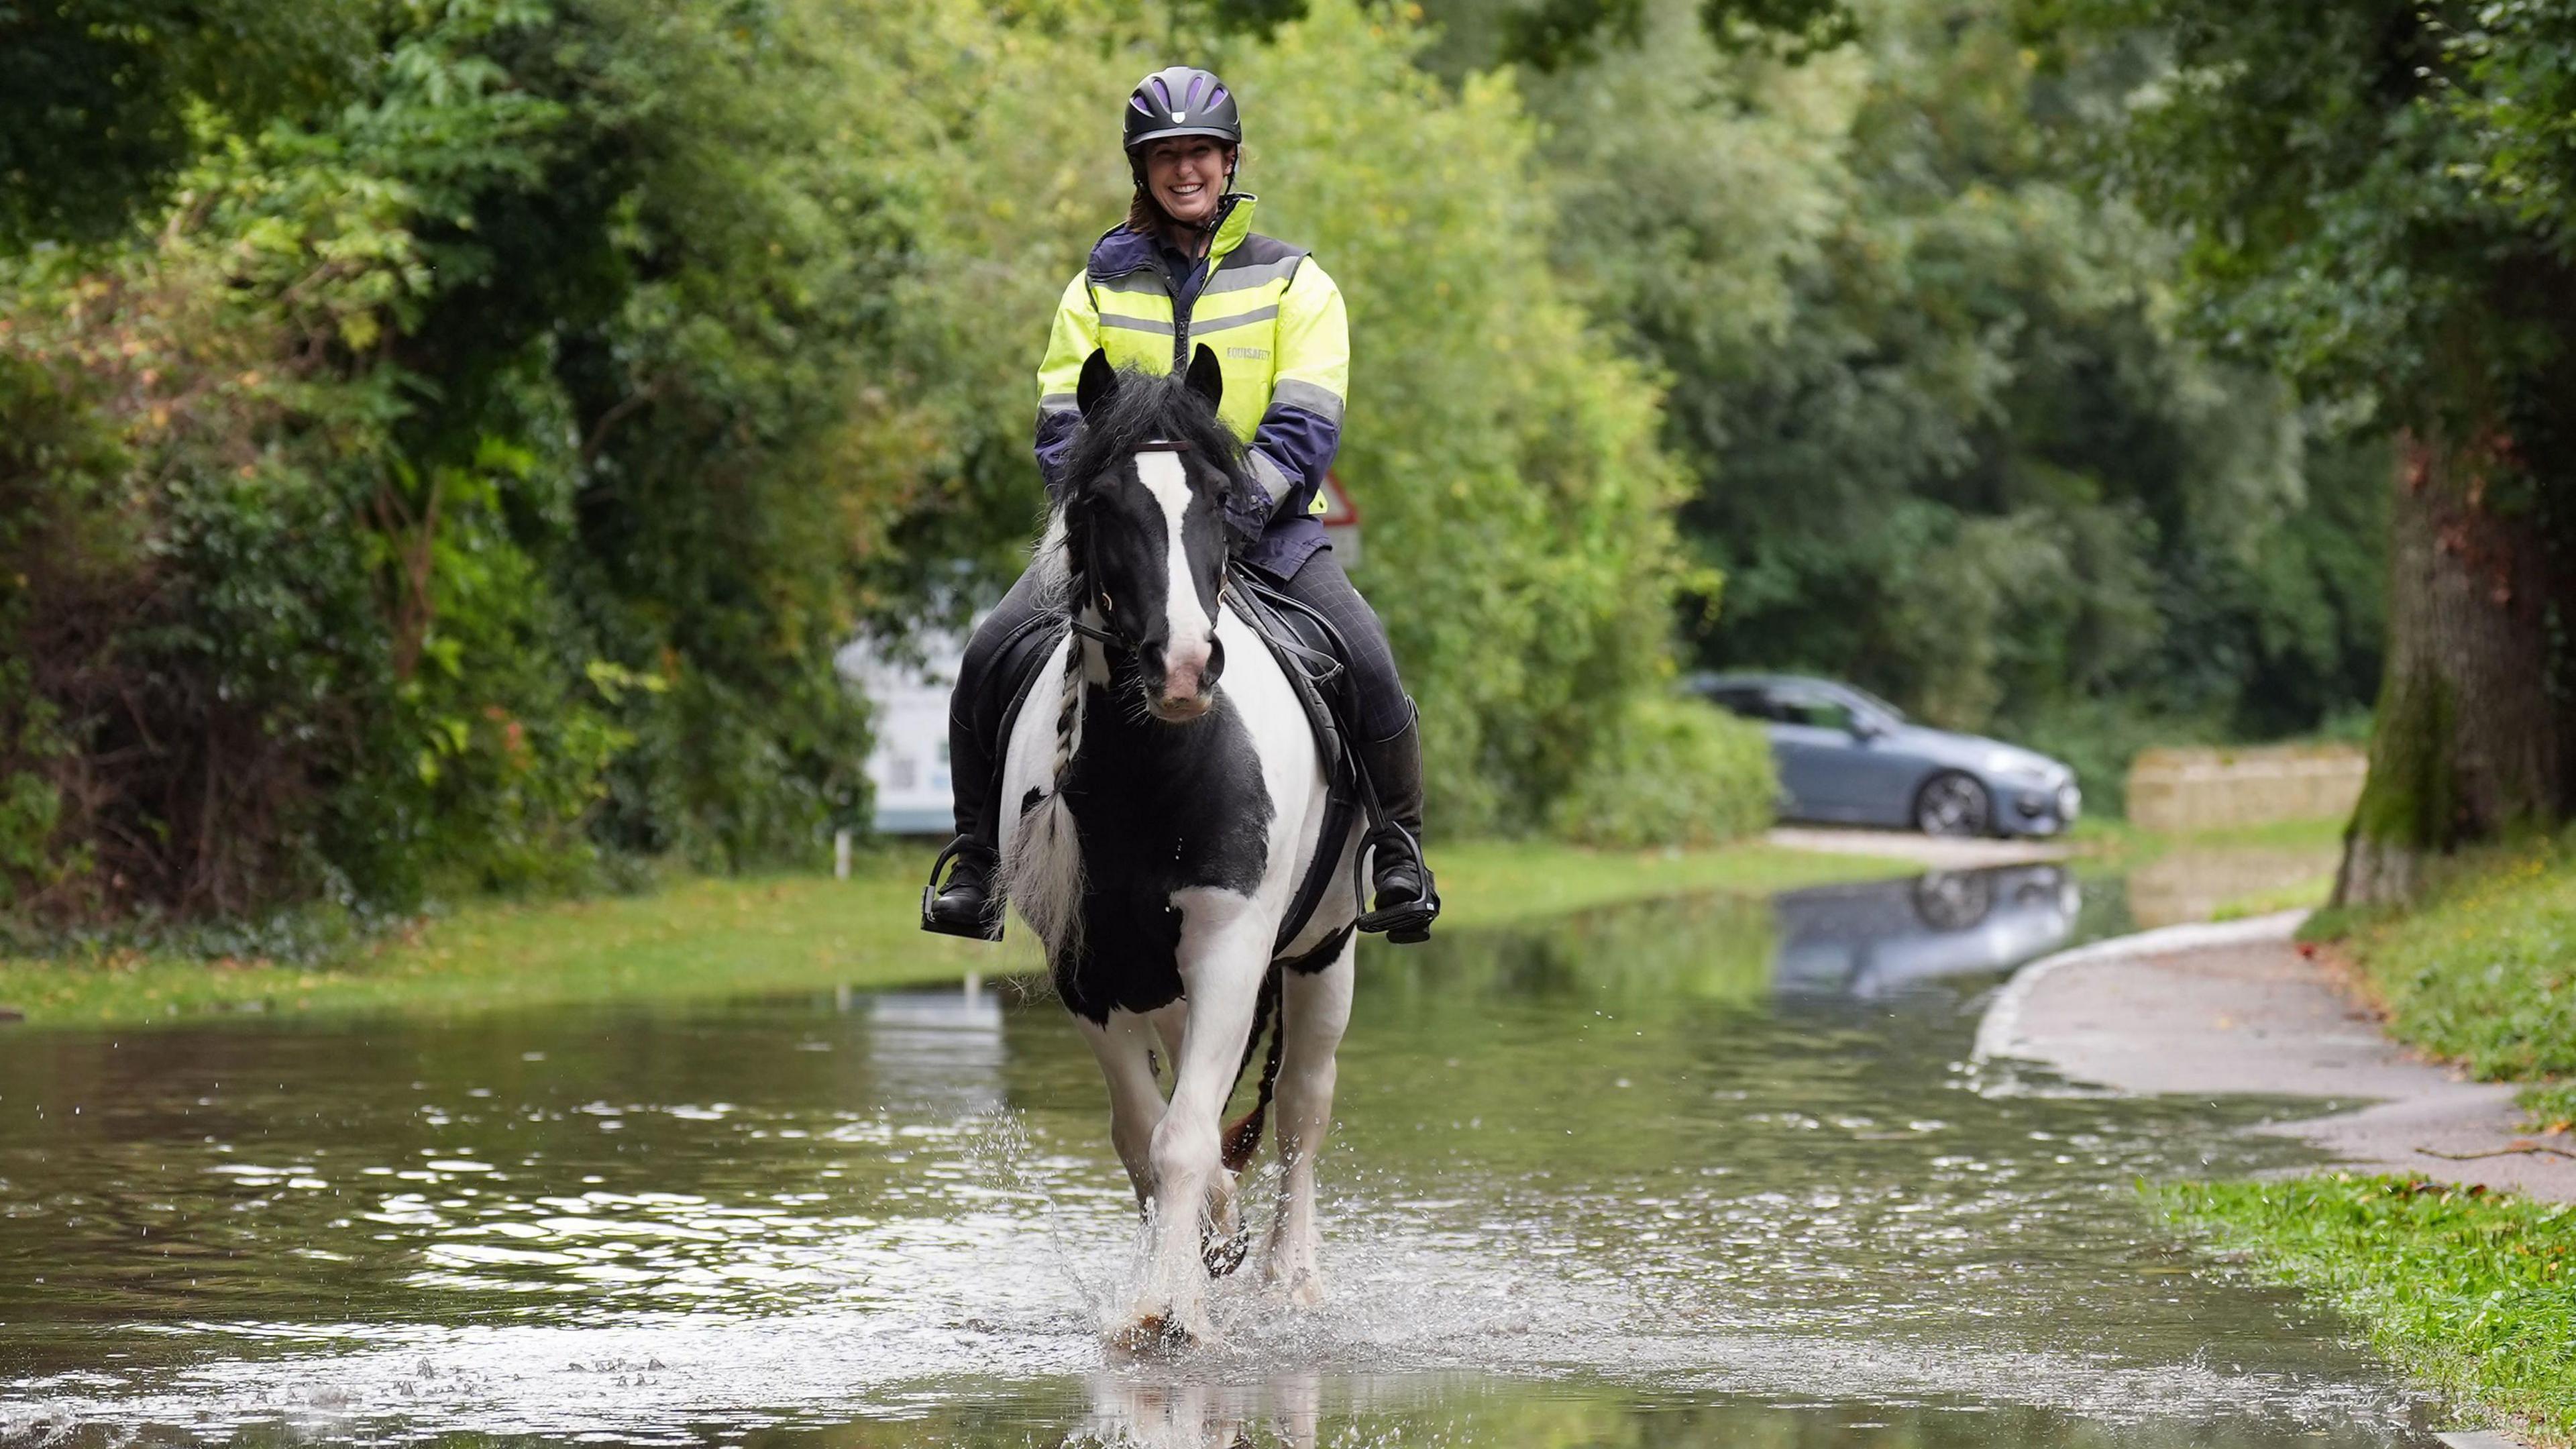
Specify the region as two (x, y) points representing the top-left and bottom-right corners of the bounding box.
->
(1318, 470), (1360, 527)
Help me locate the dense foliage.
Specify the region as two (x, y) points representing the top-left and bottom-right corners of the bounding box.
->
(1427, 0), (2390, 806)
(0, 0), (374, 248)
(2027, 0), (2576, 887)
(1549, 697), (1774, 847)
(1, 0), (1758, 928)
(1, 0), (893, 921)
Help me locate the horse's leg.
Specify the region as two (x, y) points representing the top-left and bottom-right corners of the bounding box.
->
(1265, 931), (1355, 1307)
(1145, 991), (1244, 1273)
(1273, 1373), (1322, 1449)
(1145, 999), (1190, 1075)
(1143, 989), (1252, 1263)
(1121, 887), (1271, 1346)
(1075, 1009), (1165, 1210)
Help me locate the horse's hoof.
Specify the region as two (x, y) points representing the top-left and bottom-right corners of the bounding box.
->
(1203, 1225), (1254, 1277)
(1108, 1308), (1214, 1356)
(1106, 1312), (1181, 1357)
(1266, 1266), (1326, 1309)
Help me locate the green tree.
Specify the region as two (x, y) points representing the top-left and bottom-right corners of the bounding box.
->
(2033, 0), (2576, 898)
(0, 0), (888, 920)
(1421, 0), (2387, 810)
(0, 0), (371, 248)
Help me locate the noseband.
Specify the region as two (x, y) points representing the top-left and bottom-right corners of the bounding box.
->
(1068, 439), (1226, 658)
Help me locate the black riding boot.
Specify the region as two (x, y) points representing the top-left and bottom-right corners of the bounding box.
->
(921, 712), (1004, 942)
(921, 837), (1002, 941)
(1354, 700), (1439, 945)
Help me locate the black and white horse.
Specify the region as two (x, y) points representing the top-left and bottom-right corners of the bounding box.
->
(999, 345), (1362, 1348)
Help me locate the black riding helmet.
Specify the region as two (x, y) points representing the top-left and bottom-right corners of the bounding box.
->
(1123, 65), (1241, 160)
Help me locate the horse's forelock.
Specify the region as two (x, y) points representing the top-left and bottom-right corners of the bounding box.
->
(1066, 368), (1245, 504)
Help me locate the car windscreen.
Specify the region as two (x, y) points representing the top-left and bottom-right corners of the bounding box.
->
(1840, 684), (1908, 722)
(1768, 692), (1857, 731)
(1704, 688), (1769, 721)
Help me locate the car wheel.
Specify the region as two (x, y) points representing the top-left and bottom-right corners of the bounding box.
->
(1911, 869), (1996, 930)
(1913, 771), (1992, 838)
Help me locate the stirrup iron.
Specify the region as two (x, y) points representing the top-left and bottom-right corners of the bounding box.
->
(1355, 821), (1440, 945)
(920, 837), (1004, 943)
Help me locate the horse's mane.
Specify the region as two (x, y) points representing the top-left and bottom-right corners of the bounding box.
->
(1061, 368), (1247, 502)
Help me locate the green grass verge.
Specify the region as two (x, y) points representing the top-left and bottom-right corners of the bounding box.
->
(2070, 812), (2351, 861)
(2161, 1175), (2576, 1447)
(2524, 1084), (2576, 1134)
(0, 837), (1914, 1029)
(2316, 843), (2576, 1126)
(2209, 871), (2339, 922)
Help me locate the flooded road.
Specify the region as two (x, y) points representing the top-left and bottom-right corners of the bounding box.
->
(0, 866), (2426, 1447)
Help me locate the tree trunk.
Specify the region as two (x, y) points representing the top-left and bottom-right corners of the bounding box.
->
(2332, 429), (2574, 906)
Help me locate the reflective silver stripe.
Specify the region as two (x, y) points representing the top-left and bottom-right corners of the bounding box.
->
(1203, 255), (1303, 295)
(1267, 378), (1344, 425)
(1246, 447), (1296, 511)
(1191, 303), (1279, 333)
(1098, 312), (1177, 335)
(1039, 392), (1079, 414)
(1093, 276), (1170, 301)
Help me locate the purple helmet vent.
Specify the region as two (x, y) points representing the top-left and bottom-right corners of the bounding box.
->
(1185, 74), (1205, 107)
(1150, 76), (1174, 110)
(1130, 92), (1152, 114)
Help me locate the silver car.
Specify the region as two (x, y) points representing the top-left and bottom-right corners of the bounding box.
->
(1691, 672), (2080, 837)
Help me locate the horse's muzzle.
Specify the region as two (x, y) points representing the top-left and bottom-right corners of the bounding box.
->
(1147, 635), (1224, 722)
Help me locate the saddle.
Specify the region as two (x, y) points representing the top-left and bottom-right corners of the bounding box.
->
(981, 564), (1365, 959)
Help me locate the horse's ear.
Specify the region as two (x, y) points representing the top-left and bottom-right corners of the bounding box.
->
(1076, 349), (1118, 417)
(1183, 343), (1224, 410)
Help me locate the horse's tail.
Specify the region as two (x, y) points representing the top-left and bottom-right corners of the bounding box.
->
(1000, 568), (1088, 960)
(1222, 959), (1287, 1175)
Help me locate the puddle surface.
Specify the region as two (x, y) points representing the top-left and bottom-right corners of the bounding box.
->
(0, 868), (2427, 1446)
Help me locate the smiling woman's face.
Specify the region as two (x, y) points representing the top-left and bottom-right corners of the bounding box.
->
(1143, 138), (1230, 227)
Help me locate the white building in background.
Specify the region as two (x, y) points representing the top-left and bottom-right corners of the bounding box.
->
(834, 629), (965, 837)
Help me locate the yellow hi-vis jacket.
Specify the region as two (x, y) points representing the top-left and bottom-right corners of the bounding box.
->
(1032, 194), (1348, 578)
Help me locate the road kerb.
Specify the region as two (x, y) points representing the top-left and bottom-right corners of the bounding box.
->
(1970, 910), (2310, 1065)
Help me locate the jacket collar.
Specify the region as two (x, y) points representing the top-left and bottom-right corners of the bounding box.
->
(1087, 193), (1258, 281)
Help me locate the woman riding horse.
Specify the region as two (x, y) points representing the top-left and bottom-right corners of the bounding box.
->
(924, 65), (1436, 945)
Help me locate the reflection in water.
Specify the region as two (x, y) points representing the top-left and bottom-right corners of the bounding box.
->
(1069, 1373), (1323, 1449)
(775, 1375), (2424, 1449)
(866, 981), (1008, 1116)
(2128, 845), (2339, 928)
(1771, 865), (2083, 996)
(0, 884), (2428, 1448)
